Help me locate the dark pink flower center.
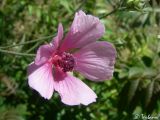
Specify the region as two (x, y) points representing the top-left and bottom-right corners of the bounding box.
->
(51, 52), (75, 72)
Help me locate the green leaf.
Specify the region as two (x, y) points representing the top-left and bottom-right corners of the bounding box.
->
(127, 79), (140, 104)
(60, 0), (73, 13)
(128, 67), (144, 78)
(145, 80), (154, 107)
(0, 105), (27, 120)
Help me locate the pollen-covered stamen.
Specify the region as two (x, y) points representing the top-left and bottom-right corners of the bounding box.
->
(52, 52), (75, 72)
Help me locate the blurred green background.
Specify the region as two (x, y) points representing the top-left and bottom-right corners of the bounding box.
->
(0, 0), (160, 120)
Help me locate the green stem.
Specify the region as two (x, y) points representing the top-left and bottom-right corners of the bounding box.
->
(0, 34), (55, 49)
(0, 49), (35, 57)
(99, 7), (127, 19)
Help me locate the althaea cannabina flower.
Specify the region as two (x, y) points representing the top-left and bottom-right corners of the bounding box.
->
(27, 10), (116, 106)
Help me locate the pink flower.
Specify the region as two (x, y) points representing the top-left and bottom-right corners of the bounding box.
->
(27, 10), (116, 106)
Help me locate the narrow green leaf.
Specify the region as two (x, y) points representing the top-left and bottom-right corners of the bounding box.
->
(127, 79), (140, 104)
(145, 80), (154, 107)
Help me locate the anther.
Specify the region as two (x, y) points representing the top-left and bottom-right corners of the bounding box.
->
(52, 52), (75, 72)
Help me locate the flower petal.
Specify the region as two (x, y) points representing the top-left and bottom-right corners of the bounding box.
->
(51, 23), (64, 49)
(28, 62), (54, 99)
(73, 41), (116, 81)
(60, 10), (105, 51)
(53, 69), (97, 105)
(35, 44), (54, 65)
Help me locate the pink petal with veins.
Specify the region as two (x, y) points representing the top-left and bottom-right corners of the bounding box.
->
(74, 41), (116, 81)
(60, 10), (105, 51)
(35, 44), (54, 65)
(28, 62), (54, 99)
(51, 23), (64, 49)
(53, 69), (97, 105)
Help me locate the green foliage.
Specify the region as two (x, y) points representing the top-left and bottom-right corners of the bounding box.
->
(0, 104), (27, 120)
(0, 0), (160, 120)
